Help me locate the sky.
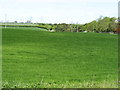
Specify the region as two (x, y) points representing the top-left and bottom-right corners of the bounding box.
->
(0, 0), (119, 24)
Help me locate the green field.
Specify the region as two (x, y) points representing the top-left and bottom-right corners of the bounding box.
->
(2, 27), (118, 88)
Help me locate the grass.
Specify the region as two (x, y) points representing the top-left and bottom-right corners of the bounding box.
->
(2, 27), (118, 88)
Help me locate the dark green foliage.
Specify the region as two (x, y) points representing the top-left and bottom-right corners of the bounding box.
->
(54, 23), (69, 32)
(81, 17), (117, 33)
(37, 16), (117, 33)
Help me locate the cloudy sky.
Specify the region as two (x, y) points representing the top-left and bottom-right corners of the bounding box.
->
(0, 0), (119, 24)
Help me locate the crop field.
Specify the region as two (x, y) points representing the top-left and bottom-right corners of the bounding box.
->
(2, 27), (118, 88)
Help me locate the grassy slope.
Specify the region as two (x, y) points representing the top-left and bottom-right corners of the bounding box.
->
(2, 27), (118, 88)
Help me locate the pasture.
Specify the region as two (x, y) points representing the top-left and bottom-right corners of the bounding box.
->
(2, 27), (118, 88)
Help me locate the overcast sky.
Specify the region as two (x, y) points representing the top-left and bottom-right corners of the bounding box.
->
(0, 0), (119, 24)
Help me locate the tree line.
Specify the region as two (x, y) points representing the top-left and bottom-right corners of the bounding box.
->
(37, 16), (117, 33)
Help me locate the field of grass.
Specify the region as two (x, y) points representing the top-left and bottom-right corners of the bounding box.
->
(2, 27), (118, 88)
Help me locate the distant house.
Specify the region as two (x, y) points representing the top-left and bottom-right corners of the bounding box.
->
(49, 29), (55, 32)
(83, 31), (87, 33)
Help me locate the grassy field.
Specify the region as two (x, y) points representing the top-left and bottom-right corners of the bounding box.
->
(2, 27), (118, 88)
